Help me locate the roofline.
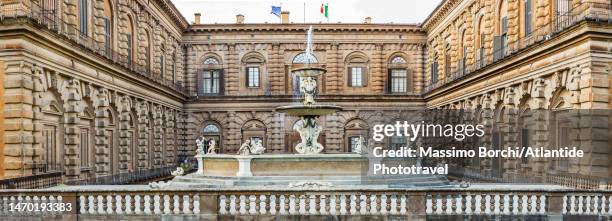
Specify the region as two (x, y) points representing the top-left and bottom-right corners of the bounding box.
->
(185, 23), (424, 33)
(152, 0), (189, 30)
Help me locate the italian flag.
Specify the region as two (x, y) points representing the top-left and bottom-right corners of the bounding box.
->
(320, 3), (329, 18)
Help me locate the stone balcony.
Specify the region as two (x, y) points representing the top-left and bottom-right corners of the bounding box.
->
(0, 185), (610, 220)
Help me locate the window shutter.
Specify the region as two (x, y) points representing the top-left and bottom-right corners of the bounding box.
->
(362, 67), (368, 87)
(501, 17), (508, 34)
(219, 69), (225, 95)
(406, 69), (411, 92)
(493, 36), (502, 61)
(347, 67), (352, 87)
(245, 67), (249, 87)
(196, 71), (203, 97)
(386, 69), (392, 93)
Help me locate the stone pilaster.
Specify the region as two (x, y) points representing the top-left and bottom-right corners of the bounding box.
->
(480, 94), (493, 177)
(94, 88), (110, 176)
(465, 8), (475, 66)
(117, 96), (131, 173)
(226, 44), (239, 95)
(483, 0), (494, 58)
(153, 28), (162, 78)
(530, 78), (548, 181)
(152, 105), (163, 168)
(535, 0), (551, 38)
(268, 112), (284, 153)
(269, 43), (283, 95)
(414, 45), (425, 93)
(31, 67), (45, 174)
(136, 101), (150, 170)
(324, 113), (342, 153)
(224, 111), (240, 152)
(507, 0), (519, 50)
(3, 61), (35, 177)
(502, 88), (518, 181)
(62, 79), (82, 180)
(62, 0), (78, 37)
(165, 109), (175, 166)
(92, 0), (106, 50)
(371, 43), (384, 93)
(325, 43), (340, 93)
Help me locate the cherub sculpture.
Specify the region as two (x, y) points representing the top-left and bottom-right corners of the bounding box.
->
(250, 139), (265, 155)
(237, 139), (251, 155)
(207, 139), (217, 154)
(300, 77), (317, 105)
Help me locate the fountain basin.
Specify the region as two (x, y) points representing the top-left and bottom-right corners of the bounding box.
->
(292, 67), (327, 77)
(276, 104), (342, 116)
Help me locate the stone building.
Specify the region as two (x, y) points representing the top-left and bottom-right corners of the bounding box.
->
(0, 0), (610, 185)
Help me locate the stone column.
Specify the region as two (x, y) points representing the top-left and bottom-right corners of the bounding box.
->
(94, 88), (110, 176)
(63, 79), (82, 180)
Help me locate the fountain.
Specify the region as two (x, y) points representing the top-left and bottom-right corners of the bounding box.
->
(276, 26), (342, 154)
(164, 27), (448, 189)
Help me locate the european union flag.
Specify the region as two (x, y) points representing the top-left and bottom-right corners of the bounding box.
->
(271, 5), (282, 18)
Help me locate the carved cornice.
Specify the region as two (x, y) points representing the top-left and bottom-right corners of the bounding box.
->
(421, 0), (464, 32)
(150, 0), (189, 30)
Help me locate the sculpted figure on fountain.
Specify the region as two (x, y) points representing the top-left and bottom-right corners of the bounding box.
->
(250, 139), (266, 154)
(300, 77), (317, 105)
(207, 140), (217, 154)
(237, 139), (251, 155)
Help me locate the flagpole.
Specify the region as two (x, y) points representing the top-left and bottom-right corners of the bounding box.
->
(303, 2), (306, 23)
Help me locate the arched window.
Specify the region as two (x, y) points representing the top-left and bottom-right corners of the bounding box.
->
(344, 119), (369, 153)
(102, 0), (113, 54)
(202, 123), (221, 153)
(78, 0), (88, 35)
(476, 15), (486, 68)
(346, 53), (369, 87)
(459, 30), (468, 74)
(242, 53), (265, 88)
(126, 15), (135, 64)
(293, 52), (318, 64)
(144, 30), (151, 70)
(172, 54), (177, 83)
(494, 0), (509, 60)
(160, 49), (166, 77)
(444, 43), (451, 76)
(241, 120), (267, 151)
(199, 56), (223, 96)
(387, 55), (409, 93)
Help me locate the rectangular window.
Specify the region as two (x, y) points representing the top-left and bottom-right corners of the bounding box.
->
(525, 0), (532, 35)
(431, 61), (438, 84)
(501, 16), (508, 56)
(103, 17), (110, 54)
(390, 69), (407, 93)
(444, 53), (451, 75)
(80, 128), (89, 168)
(202, 70), (220, 94)
(79, 0), (88, 36)
(246, 67), (260, 88)
(172, 62), (176, 83)
(521, 128), (530, 163)
(479, 34), (485, 68)
(43, 125), (57, 171)
(126, 34), (132, 64)
(160, 55), (165, 76)
(350, 67), (364, 87)
(557, 127), (570, 171)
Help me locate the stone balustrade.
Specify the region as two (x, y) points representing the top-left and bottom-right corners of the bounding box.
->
(0, 185), (610, 219)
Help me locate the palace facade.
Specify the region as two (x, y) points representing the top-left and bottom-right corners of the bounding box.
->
(0, 0), (610, 185)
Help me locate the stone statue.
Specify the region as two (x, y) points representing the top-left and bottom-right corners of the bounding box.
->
(353, 136), (364, 154)
(300, 77), (317, 105)
(207, 139), (217, 154)
(195, 137), (206, 155)
(250, 139), (265, 155)
(237, 139), (251, 155)
(294, 117), (323, 154)
(171, 167), (184, 176)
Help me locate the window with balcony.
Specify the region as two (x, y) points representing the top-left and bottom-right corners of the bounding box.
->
(102, 0), (112, 54)
(494, 0), (509, 61)
(160, 55), (165, 76)
(431, 55), (439, 85)
(126, 15), (135, 64)
(172, 55), (177, 83)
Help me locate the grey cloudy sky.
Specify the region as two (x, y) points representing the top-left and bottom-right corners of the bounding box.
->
(172, 0), (442, 24)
